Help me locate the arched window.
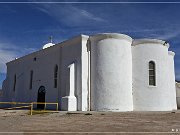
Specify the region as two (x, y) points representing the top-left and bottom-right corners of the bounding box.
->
(149, 61), (156, 86)
(13, 74), (16, 91)
(30, 70), (33, 89)
(54, 65), (58, 88)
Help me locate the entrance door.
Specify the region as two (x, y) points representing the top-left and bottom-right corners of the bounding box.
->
(37, 86), (46, 109)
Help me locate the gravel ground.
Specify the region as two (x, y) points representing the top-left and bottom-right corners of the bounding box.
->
(0, 110), (180, 135)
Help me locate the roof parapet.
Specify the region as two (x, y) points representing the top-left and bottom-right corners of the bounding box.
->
(90, 33), (132, 43)
(132, 39), (170, 48)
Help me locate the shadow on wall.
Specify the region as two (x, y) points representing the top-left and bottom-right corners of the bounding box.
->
(0, 89), (2, 97)
(0, 90), (3, 102)
(176, 82), (180, 109)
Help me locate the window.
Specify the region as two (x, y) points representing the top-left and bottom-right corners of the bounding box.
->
(13, 74), (16, 91)
(30, 70), (33, 89)
(54, 65), (58, 88)
(33, 57), (37, 61)
(149, 61), (156, 86)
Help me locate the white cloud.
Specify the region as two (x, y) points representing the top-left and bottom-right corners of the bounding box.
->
(156, 30), (180, 41)
(33, 3), (106, 26)
(0, 42), (37, 74)
(128, 27), (180, 41)
(80, 9), (105, 22)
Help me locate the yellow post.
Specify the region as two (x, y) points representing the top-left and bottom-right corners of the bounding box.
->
(56, 103), (58, 111)
(30, 103), (33, 115)
(44, 102), (46, 110)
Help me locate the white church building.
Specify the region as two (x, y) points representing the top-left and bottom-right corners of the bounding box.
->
(1, 33), (178, 111)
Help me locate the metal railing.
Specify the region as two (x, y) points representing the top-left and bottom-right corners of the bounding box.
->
(30, 102), (59, 115)
(0, 102), (58, 115)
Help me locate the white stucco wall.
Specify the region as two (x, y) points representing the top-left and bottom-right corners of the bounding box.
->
(81, 35), (89, 111)
(4, 45), (60, 109)
(132, 39), (177, 111)
(2, 35), (89, 111)
(61, 63), (77, 111)
(168, 52), (177, 110)
(59, 35), (88, 111)
(90, 33), (133, 111)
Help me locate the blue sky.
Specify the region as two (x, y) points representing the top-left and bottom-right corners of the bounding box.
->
(0, 0), (180, 88)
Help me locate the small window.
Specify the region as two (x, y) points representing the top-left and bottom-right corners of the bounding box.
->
(149, 61), (156, 86)
(30, 70), (33, 89)
(33, 57), (37, 61)
(54, 65), (58, 88)
(13, 74), (16, 91)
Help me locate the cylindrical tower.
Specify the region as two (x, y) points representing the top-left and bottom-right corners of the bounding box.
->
(168, 51), (177, 110)
(90, 33), (133, 111)
(132, 39), (177, 111)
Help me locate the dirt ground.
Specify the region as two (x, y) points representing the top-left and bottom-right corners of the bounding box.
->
(0, 110), (180, 135)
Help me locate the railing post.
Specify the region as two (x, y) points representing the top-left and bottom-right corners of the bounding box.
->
(44, 102), (46, 110)
(56, 103), (58, 111)
(30, 103), (33, 115)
